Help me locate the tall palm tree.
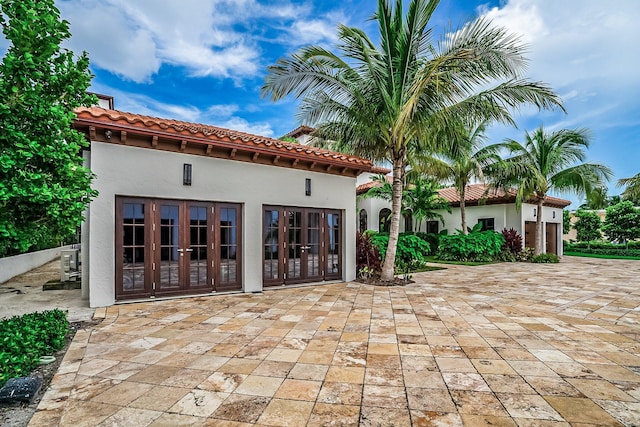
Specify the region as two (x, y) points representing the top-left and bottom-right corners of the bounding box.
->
(410, 120), (501, 234)
(618, 173), (640, 204)
(492, 126), (612, 254)
(261, 0), (563, 281)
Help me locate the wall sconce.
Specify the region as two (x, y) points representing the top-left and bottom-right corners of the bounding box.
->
(183, 163), (192, 186)
(104, 130), (112, 139)
(533, 208), (537, 217)
(553, 211), (556, 219)
(305, 178), (311, 196)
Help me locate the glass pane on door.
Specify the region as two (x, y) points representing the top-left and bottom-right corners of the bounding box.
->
(159, 204), (181, 289)
(327, 212), (340, 275)
(288, 210), (302, 279)
(122, 203), (145, 291)
(264, 210), (280, 280)
(189, 206), (208, 286)
(219, 207), (238, 284)
(307, 211), (321, 277)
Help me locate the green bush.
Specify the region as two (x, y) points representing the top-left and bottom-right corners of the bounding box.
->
(412, 232), (439, 255)
(531, 253), (560, 263)
(436, 231), (505, 262)
(564, 241), (640, 256)
(0, 309), (68, 387)
(369, 232), (431, 270)
(565, 247), (640, 257)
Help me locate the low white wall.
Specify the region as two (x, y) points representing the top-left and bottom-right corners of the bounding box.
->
(0, 244), (79, 284)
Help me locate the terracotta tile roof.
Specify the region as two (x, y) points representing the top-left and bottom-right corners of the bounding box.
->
(73, 107), (376, 175)
(357, 181), (570, 208)
(356, 175), (393, 195)
(283, 125), (315, 138)
(437, 184), (571, 208)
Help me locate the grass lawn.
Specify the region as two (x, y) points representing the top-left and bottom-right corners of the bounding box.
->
(564, 252), (640, 260)
(424, 256), (494, 266)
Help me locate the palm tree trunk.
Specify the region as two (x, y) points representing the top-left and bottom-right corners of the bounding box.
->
(535, 197), (544, 255)
(380, 158), (404, 281)
(460, 186), (467, 235)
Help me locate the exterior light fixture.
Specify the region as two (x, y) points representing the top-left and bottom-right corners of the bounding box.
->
(104, 130), (112, 139)
(553, 211), (556, 219)
(305, 178), (311, 196)
(533, 208), (537, 217)
(183, 163), (192, 186)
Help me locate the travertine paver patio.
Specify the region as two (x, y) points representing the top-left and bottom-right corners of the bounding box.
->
(29, 257), (640, 426)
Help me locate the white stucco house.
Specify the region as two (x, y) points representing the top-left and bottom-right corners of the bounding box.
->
(355, 171), (570, 255)
(74, 102), (376, 308)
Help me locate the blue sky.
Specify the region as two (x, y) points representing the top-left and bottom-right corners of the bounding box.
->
(47, 1), (640, 205)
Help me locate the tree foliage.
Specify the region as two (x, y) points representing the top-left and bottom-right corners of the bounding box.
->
(262, 0), (563, 280)
(602, 201), (640, 244)
(563, 210), (571, 233)
(574, 209), (602, 243)
(0, 0), (96, 256)
(491, 126), (612, 254)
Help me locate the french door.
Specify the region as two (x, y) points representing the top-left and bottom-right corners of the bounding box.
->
(115, 197), (241, 300)
(263, 206), (342, 287)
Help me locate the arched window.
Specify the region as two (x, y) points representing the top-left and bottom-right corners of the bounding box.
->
(379, 208), (391, 233)
(404, 210), (413, 233)
(359, 209), (368, 232)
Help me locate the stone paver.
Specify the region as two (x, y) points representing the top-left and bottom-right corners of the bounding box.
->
(29, 256), (640, 426)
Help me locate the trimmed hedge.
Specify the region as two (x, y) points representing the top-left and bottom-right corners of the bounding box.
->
(566, 241), (640, 250)
(0, 309), (68, 387)
(565, 247), (640, 257)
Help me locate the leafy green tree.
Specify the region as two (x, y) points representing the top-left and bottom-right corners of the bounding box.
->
(574, 210), (602, 243)
(562, 210), (572, 234)
(0, 0), (97, 256)
(492, 127), (612, 254)
(618, 173), (640, 204)
(602, 201), (640, 244)
(411, 120), (501, 234)
(262, 0), (562, 280)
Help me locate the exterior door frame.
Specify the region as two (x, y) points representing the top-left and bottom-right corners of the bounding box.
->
(262, 205), (343, 287)
(115, 196), (242, 301)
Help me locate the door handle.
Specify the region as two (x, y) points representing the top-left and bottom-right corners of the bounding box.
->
(176, 248), (194, 252)
(301, 246), (311, 250)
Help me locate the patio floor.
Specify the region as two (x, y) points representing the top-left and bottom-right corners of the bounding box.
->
(29, 257), (640, 426)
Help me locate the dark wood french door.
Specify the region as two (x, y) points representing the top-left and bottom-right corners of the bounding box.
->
(263, 206), (342, 287)
(115, 197), (241, 300)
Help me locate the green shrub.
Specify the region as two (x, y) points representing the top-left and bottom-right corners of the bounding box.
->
(0, 309), (68, 387)
(356, 232), (382, 277)
(531, 253), (560, 263)
(565, 247), (640, 257)
(412, 232), (439, 255)
(564, 241), (640, 256)
(369, 232), (431, 270)
(436, 231), (505, 262)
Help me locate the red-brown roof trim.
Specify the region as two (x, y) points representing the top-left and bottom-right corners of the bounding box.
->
(73, 108), (376, 177)
(284, 125), (315, 138)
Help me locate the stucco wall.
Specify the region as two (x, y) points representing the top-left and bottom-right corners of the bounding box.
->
(87, 142), (358, 307)
(356, 196), (566, 254)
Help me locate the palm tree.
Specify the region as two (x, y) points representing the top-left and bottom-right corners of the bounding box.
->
(403, 178), (451, 231)
(618, 173), (640, 204)
(410, 120), (501, 234)
(362, 175), (450, 231)
(261, 0), (563, 281)
(492, 126), (612, 254)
